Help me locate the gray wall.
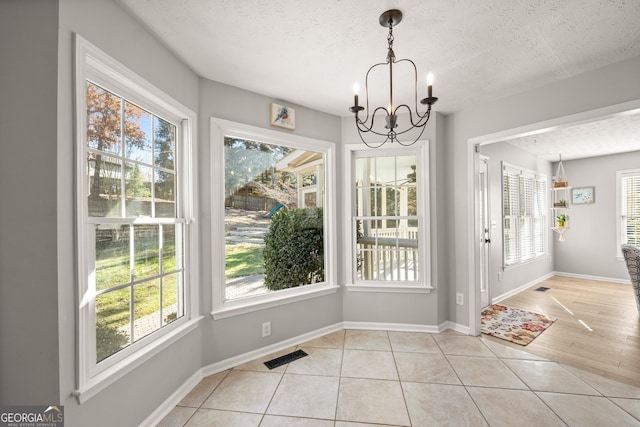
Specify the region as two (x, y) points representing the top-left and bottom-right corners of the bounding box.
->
(340, 113), (447, 327)
(56, 0), (202, 425)
(2, 0), (640, 425)
(0, 0), (60, 405)
(554, 151), (640, 280)
(447, 55), (640, 327)
(198, 78), (344, 365)
(480, 142), (554, 300)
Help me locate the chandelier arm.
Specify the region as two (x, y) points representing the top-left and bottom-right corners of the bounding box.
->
(356, 129), (392, 148)
(392, 104), (431, 130)
(393, 58), (424, 117)
(359, 60), (391, 124)
(355, 106), (396, 137)
(395, 122), (428, 146)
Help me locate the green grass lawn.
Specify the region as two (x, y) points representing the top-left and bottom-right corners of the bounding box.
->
(95, 237), (265, 360)
(225, 244), (265, 279)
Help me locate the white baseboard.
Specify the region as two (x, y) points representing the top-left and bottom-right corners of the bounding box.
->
(342, 321), (440, 333)
(139, 369), (203, 427)
(553, 271), (631, 285)
(491, 271), (632, 306)
(492, 272), (556, 304)
(438, 320), (470, 335)
(140, 319), (466, 425)
(202, 322), (345, 377)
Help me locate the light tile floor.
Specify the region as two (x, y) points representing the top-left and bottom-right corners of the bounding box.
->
(158, 330), (640, 426)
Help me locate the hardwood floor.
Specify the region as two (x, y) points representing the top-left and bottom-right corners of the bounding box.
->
(484, 275), (640, 387)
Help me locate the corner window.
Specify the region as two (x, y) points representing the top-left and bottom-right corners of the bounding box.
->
(75, 35), (198, 401)
(617, 169), (640, 255)
(211, 119), (337, 318)
(345, 143), (430, 290)
(502, 162), (547, 267)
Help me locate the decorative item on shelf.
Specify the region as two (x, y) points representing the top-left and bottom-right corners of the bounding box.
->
(556, 213), (568, 227)
(349, 9), (438, 148)
(552, 154), (568, 188)
(270, 103), (295, 130)
(551, 154), (571, 241)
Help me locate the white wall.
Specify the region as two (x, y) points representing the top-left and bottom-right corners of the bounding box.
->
(554, 151), (640, 280)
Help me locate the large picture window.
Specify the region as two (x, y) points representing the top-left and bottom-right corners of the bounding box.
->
(346, 143), (430, 290)
(75, 35), (198, 401)
(617, 169), (640, 254)
(223, 137), (324, 300)
(502, 163), (547, 267)
(211, 119), (336, 318)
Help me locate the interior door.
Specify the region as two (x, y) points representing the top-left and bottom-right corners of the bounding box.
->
(478, 156), (491, 309)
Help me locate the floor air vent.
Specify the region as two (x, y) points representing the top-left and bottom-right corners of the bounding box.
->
(264, 349), (308, 370)
(535, 286), (551, 292)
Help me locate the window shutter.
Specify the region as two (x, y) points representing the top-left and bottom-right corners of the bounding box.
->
(624, 174), (640, 245)
(502, 163), (546, 267)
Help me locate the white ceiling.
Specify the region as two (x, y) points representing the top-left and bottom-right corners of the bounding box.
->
(119, 0), (640, 159)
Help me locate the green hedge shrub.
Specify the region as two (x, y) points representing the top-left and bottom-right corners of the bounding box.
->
(263, 208), (324, 290)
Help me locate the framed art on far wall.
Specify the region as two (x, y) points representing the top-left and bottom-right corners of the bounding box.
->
(270, 103), (295, 130)
(572, 186), (595, 204)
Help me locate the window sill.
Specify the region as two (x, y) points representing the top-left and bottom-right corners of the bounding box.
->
(73, 316), (203, 404)
(503, 253), (549, 271)
(344, 283), (434, 294)
(211, 284), (339, 320)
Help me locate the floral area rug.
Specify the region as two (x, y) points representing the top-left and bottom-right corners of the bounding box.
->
(481, 304), (556, 346)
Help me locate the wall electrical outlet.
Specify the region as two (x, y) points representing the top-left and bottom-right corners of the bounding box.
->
(262, 322), (271, 337)
(456, 292), (464, 305)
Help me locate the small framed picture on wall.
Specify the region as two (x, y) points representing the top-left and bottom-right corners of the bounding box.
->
(572, 186), (595, 204)
(270, 103), (295, 130)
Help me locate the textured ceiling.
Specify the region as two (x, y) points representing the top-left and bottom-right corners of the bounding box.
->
(505, 108), (640, 160)
(118, 0), (640, 158)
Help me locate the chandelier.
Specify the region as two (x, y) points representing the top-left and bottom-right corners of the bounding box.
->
(349, 9), (438, 148)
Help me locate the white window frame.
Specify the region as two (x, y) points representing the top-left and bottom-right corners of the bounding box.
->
(502, 162), (547, 268)
(73, 34), (200, 403)
(343, 141), (432, 293)
(210, 118), (338, 319)
(616, 168), (640, 258)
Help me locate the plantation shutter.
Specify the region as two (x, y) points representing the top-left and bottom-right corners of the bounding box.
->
(503, 165), (521, 266)
(533, 178), (546, 255)
(623, 173), (640, 245)
(502, 162), (546, 267)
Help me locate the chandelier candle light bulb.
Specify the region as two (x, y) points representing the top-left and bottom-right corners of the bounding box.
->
(353, 82), (360, 107)
(427, 72), (434, 98)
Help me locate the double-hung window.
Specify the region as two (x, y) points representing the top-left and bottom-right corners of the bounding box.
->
(502, 162), (547, 267)
(617, 169), (640, 255)
(74, 35), (198, 401)
(345, 142), (431, 291)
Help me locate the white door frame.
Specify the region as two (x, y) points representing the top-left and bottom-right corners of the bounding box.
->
(478, 155), (491, 309)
